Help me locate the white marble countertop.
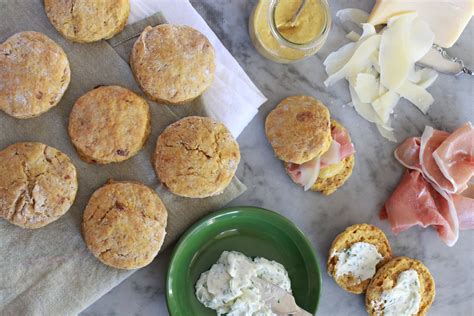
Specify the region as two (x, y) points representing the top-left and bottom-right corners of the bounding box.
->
(82, 0), (473, 315)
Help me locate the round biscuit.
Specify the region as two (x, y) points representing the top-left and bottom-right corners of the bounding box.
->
(130, 24), (215, 105)
(265, 96), (331, 164)
(153, 116), (240, 198)
(82, 181), (168, 270)
(68, 85), (151, 164)
(327, 224), (392, 294)
(0, 142), (78, 228)
(44, 0), (130, 43)
(0, 31), (70, 119)
(365, 256), (435, 316)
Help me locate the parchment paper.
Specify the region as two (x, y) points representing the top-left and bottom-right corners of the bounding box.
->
(0, 1), (250, 314)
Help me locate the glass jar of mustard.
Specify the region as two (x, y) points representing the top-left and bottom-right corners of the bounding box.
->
(249, 0), (331, 63)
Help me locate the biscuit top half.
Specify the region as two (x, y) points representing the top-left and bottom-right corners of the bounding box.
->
(265, 95), (332, 164)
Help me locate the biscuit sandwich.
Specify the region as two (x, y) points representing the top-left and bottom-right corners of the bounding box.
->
(327, 224), (392, 294)
(265, 96), (355, 195)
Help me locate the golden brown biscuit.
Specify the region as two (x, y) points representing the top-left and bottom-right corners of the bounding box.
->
(130, 24), (216, 105)
(365, 257), (435, 316)
(0, 31), (70, 119)
(68, 85), (151, 164)
(265, 96), (331, 164)
(82, 180), (168, 270)
(327, 224), (392, 294)
(153, 116), (240, 198)
(44, 0), (130, 43)
(0, 142), (78, 229)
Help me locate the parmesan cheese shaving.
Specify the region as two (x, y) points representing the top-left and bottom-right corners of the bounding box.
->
(324, 9), (438, 142)
(336, 8), (370, 26)
(354, 73), (379, 103)
(301, 157), (321, 191)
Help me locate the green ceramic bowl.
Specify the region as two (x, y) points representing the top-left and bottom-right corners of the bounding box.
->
(166, 206), (322, 315)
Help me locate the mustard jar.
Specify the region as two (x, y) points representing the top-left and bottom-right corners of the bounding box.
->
(249, 0), (331, 63)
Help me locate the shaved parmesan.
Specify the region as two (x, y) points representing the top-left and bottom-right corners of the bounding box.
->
(324, 42), (356, 76)
(372, 91), (400, 123)
(354, 73), (379, 103)
(324, 9), (438, 142)
(410, 19), (435, 62)
(346, 31), (361, 42)
(379, 13), (417, 90)
(360, 23), (377, 39)
(321, 141), (342, 166)
(324, 34), (381, 87)
(286, 158), (321, 191)
(377, 124), (397, 142)
(349, 85), (382, 124)
(336, 8), (369, 25)
(396, 81), (434, 114)
(300, 158), (321, 191)
(412, 68), (438, 89)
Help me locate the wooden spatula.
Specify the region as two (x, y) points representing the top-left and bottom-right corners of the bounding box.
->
(251, 277), (313, 316)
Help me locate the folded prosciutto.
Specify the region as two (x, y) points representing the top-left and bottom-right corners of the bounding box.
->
(383, 123), (474, 246)
(433, 122), (474, 193)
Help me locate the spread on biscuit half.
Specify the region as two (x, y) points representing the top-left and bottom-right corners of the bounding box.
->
(327, 224), (392, 294)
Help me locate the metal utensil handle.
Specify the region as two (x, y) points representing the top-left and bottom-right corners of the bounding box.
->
(433, 44), (473, 76)
(290, 0), (307, 25)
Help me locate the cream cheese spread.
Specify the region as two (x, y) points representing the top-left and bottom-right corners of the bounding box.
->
(195, 251), (291, 315)
(374, 269), (422, 316)
(334, 242), (383, 282)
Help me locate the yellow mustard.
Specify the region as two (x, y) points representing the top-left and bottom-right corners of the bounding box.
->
(249, 0), (331, 63)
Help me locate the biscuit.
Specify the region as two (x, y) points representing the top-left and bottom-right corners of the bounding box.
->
(365, 257), (435, 316)
(0, 31), (70, 119)
(130, 24), (216, 105)
(0, 142), (78, 229)
(68, 85), (151, 164)
(265, 96), (331, 164)
(153, 116), (240, 198)
(327, 224), (392, 294)
(82, 180), (168, 270)
(44, 0), (130, 43)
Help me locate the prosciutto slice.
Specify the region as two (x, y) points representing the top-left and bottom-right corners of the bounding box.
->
(394, 137), (421, 171)
(383, 122), (473, 246)
(419, 126), (455, 192)
(453, 192), (474, 230)
(433, 122), (474, 193)
(382, 170), (459, 246)
(321, 125), (355, 167)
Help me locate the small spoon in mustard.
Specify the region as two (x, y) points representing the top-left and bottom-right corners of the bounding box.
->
(277, 0), (307, 30)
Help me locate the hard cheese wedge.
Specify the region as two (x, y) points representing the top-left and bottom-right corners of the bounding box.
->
(368, 0), (474, 48)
